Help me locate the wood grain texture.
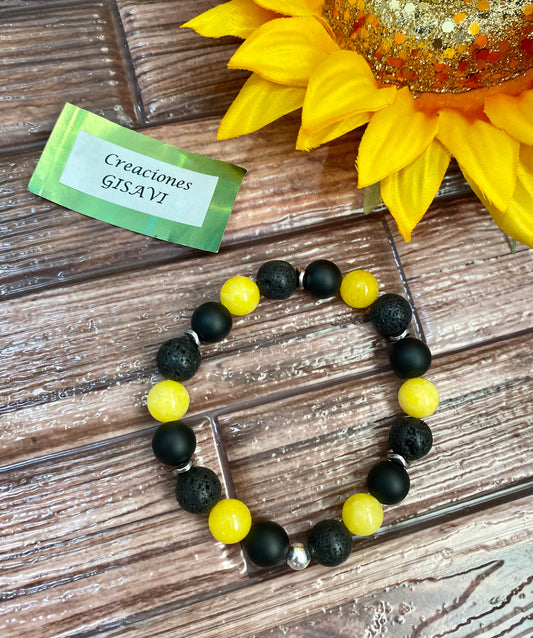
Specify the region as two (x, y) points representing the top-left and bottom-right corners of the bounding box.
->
(219, 333), (533, 535)
(256, 542), (533, 638)
(389, 201), (533, 352)
(0, 418), (247, 638)
(76, 495), (533, 638)
(0, 218), (403, 464)
(0, 1), (137, 149)
(116, 0), (249, 123)
(1, 2), (532, 637)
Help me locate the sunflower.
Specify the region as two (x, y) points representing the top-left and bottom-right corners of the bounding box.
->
(183, 0), (533, 247)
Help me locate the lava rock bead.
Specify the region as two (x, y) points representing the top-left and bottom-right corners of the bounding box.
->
(256, 260), (299, 300)
(389, 337), (432, 378)
(152, 420), (196, 466)
(176, 466), (222, 514)
(303, 260), (342, 299)
(191, 302), (232, 343)
(370, 293), (412, 337)
(307, 519), (352, 567)
(367, 460), (410, 505)
(243, 521), (290, 567)
(156, 337), (201, 381)
(389, 416), (433, 461)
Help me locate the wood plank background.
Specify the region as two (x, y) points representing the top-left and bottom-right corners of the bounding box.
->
(0, 1), (532, 637)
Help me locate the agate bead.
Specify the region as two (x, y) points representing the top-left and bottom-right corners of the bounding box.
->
(147, 380), (190, 421)
(152, 420), (196, 467)
(220, 276), (260, 316)
(340, 269), (379, 308)
(342, 493), (383, 536)
(367, 460), (410, 505)
(303, 260), (342, 298)
(243, 521), (290, 567)
(191, 301), (232, 343)
(389, 337), (432, 378)
(398, 378), (439, 418)
(208, 498), (252, 543)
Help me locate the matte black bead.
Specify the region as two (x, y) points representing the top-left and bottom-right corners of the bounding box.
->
(370, 293), (412, 336)
(156, 337), (201, 381)
(307, 519), (352, 567)
(389, 416), (433, 461)
(152, 421), (196, 466)
(176, 466), (221, 514)
(389, 337), (432, 378)
(243, 521), (290, 568)
(191, 302), (232, 343)
(303, 260), (342, 299)
(367, 460), (410, 505)
(256, 260), (299, 300)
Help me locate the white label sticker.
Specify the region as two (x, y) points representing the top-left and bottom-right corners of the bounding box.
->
(59, 130), (219, 227)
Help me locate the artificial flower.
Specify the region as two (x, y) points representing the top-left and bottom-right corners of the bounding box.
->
(183, 0), (533, 247)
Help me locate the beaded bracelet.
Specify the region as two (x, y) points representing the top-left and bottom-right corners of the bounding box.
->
(147, 260), (438, 570)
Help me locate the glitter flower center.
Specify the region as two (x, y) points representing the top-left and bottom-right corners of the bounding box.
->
(323, 0), (533, 93)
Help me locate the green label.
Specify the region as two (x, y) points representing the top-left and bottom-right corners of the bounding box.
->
(28, 104), (246, 252)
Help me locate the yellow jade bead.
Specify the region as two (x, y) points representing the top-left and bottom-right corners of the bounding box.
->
(340, 270), (379, 308)
(208, 498), (252, 544)
(398, 377), (440, 418)
(147, 380), (190, 422)
(220, 276), (260, 316)
(342, 493), (383, 536)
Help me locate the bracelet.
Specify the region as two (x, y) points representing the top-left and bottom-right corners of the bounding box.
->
(147, 260), (438, 570)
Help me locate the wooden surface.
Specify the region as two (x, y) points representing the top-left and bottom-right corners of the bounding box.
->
(0, 1), (532, 637)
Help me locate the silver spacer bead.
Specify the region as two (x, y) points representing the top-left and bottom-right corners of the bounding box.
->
(387, 452), (409, 469)
(388, 328), (411, 343)
(172, 458), (194, 476)
(298, 269), (306, 291)
(184, 329), (201, 348)
(286, 542), (312, 570)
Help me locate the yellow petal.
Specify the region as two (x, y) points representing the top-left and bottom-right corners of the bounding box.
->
(484, 89), (533, 146)
(253, 0), (323, 16)
(465, 145), (533, 248)
(301, 51), (396, 131)
(437, 109), (519, 213)
(297, 111), (371, 150)
(381, 140), (451, 241)
(218, 73), (305, 139)
(228, 17), (338, 87)
(356, 88), (439, 188)
(181, 0), (277, 39)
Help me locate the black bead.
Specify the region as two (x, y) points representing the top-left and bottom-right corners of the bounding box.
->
(243, 521), (290, 568)
(191, 302), (232, 343)
(156, 337), (201, 381)
(389, 416), (433, 461)
(307, 519), (352, 567)
(256, 260), (299, 300)
(176, 466), (221, 514)
(389, 337), (432, 378)
(303, 260), (342, 299)
(367, 460), (410, 505)
(370, 293), (412, 336)
(152, 421), (196, 466)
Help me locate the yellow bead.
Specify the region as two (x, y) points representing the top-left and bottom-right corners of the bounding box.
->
(208, 498), (252, 544)
(220, 276), (260, 316)
(340, 270), (379, 308)
(398, 377), (439, 418)
(147, 380), (189, 422)
(342, 493), (383, 536)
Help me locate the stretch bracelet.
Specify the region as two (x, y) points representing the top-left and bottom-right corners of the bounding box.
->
(147, 260), (438, 570)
